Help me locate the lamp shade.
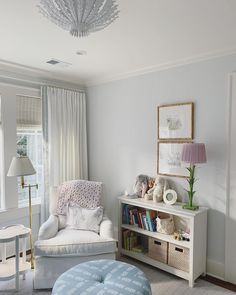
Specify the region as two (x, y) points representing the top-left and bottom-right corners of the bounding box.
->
(181, 143), (207, 164)
(7, 156), (36, 177)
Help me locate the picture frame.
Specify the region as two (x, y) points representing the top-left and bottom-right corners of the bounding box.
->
(158, 102), (194, 140)
(157, 142), (191, 178)
(163, 189), (178, 205)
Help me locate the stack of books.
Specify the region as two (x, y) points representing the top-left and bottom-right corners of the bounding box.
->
(122, 230), (145, 253)
(122, 205), (157, 232)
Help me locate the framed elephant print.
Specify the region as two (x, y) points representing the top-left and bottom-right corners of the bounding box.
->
(158, 102), (194, 140)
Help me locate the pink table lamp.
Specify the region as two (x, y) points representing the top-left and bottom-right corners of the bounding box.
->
(181, 143), (207, 210)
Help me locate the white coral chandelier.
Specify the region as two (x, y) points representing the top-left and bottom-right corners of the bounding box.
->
(38, 0), (119, 37)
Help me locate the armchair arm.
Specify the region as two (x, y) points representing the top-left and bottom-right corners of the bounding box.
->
(99, 216), (113, 239)
(38, 215), (59, 240)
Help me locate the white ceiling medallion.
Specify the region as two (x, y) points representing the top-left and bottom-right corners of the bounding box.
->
(38, 0), (119, 38)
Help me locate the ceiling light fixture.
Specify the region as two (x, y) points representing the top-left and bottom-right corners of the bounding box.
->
(38, 0), (119, 38)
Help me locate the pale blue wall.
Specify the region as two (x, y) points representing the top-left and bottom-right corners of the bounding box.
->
(87, 54), (236, 277)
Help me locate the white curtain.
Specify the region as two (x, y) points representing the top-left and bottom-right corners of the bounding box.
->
(41, 86), (88, 222)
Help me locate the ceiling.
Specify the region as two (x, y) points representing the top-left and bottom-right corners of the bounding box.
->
(0, 0), (236, 86)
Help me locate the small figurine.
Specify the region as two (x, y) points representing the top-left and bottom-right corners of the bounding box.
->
(181, 232), (190, 242)
(173, 230), (190, 242)
(173, 231), (181, 241)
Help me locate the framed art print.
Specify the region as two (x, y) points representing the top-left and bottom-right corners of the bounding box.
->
(157, 142), (190, 178)
(163, 189), (178, 205)
(158, 102), (194, 140)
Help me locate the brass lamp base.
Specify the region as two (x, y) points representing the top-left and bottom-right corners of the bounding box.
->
(182, 204), (199, 210)
(21, 176), (38, 270)
(27, 255), (34, 269)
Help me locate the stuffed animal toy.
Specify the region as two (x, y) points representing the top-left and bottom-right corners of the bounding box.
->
(148, 177), (155, 190)
(133, 174), (149, 198)
(144, 176), (169, 202)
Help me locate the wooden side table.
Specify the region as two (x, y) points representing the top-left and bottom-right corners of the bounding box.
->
(0, 225), (31, 291)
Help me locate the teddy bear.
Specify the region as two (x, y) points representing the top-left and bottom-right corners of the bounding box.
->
(144, 176), (169, 202)
(133, 174), (149, 198)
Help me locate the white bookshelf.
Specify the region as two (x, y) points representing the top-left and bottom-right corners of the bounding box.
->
(118, 196), (208, 287)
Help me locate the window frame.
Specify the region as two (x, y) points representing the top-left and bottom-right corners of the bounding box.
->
(16, 128), (43, 207)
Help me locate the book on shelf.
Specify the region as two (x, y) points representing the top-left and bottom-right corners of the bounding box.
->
(131, 245), (144, 253)
(130, 208), (139, 227)
(146, 210), (153, 232)
(123, 205), (131, 225)
(142, 215), (149, 231)
(123, 229), (129, 250)
(138, 212), (144, 229)
(123, 230), (136, 251)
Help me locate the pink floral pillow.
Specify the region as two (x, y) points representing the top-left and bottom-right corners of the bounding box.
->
(56, 180), (102, 215)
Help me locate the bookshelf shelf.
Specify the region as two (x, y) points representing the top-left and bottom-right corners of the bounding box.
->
(121, 224), (190, 249)
(118, 196), (208, 287)
(120, 248), (189, 280)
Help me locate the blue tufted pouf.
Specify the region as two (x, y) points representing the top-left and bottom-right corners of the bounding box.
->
(52, 259), (152, 295)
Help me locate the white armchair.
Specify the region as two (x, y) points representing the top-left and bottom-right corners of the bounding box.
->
(34, 181), (116, 289)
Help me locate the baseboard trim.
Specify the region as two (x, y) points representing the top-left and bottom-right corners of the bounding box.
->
(206, 258), (225, 280)
(202, 275), (236, 292)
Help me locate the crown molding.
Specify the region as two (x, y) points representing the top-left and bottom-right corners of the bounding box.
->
(0, 59), (54, 75)
(86, 48), (236, 87)
(1, 48), (236, 89)
(0, 59), (85, 91)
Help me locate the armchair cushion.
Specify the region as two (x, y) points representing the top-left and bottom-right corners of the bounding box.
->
(38, 215), (59, 240)
(66, 205), (103, 233)
(99, 216), (114, 239)
(34, 229), (116, 257)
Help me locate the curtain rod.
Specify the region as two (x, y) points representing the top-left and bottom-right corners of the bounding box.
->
(16, 94), (41, 99)
(43, 84), (85, 94)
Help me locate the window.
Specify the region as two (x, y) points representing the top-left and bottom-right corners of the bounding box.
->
(17, 129), (43, 206)
(0, 96), (2, 209)
(0, 126), (2, 209)
(16, 95), (42, 207)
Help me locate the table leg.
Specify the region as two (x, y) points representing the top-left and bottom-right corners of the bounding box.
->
(22, 237), (26, 280)
(1, 243), (6, 263)
(15, 236), (19, 291)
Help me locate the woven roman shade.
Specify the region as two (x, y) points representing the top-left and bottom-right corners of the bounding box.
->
(16, 95), (41, 128)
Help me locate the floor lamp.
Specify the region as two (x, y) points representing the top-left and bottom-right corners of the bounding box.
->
(7, 156), (38, 269)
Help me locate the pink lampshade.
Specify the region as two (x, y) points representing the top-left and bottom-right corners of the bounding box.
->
(181, 143), (207, 164)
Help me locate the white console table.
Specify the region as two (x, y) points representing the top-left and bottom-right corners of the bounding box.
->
(0, 225), (31, 291)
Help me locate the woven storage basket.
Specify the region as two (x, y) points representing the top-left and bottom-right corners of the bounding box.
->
(148, 237), (168, 264)
(156, 213), (175, 235)
(168, 243), (189, 272)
